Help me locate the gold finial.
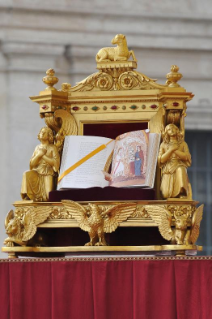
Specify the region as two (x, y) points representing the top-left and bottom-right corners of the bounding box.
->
(61, 82), (71, 92)
(166, 65), (182, 88)
(42, 68), (59, 91)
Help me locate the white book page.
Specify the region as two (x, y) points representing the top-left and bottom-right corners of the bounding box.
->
(58, 135), (115, 189)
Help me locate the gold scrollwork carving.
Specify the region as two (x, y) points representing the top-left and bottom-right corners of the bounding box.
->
(71, 69), (166, 92)
(48, 206), (73, 219)
(131, 206), (150, 218)
(167, 205), (194, 220)
(71, 72), (100, 92)
(70, 61), (167, 92)
(133, 71), (166, 90)
(71, 72), (114, 92)
(118, 70), (165, 91)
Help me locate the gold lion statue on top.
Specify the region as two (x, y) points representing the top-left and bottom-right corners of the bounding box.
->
(96, 34), (137, 62)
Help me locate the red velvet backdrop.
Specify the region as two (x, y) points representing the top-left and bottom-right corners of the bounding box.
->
(0, 257), (212, 319)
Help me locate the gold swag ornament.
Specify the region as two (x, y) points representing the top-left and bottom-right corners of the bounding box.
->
(62, 201), (137, 246)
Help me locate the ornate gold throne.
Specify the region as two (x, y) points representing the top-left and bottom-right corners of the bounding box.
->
(2, 34), (203, 258)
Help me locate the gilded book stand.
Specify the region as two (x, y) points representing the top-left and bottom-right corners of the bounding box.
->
(2, 34), (203, 258)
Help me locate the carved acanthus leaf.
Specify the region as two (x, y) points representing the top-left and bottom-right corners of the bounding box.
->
(70, 72), (102, 92)
(133, 71), (167, 90)
(131, 206), (150, 218)
(48, 206), (73, 219)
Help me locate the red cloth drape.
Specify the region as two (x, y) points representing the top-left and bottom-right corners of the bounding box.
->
(0, 257), (212, 319)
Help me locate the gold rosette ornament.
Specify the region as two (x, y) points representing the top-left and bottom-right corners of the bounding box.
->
(96, 73), (113, 91)
(119, 72), (138, 90)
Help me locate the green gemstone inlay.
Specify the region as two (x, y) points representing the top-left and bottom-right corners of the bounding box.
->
(92, 106), (99, 111)
(130, 105), (137, 110)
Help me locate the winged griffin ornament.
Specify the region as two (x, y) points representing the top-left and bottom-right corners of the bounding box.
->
(4, 206), (52, 246)
(145, 205), (204, 245)
(62, 200), (137, 246)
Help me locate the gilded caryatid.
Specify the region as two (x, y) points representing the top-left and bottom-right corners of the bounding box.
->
(96, 34), (137, 62)
(21, 127), (60, 202)
(158, 124), (192, 199)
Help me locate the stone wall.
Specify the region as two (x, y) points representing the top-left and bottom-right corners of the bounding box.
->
(1, 0), (212, 256)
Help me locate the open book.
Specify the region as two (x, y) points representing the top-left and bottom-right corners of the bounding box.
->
(57, 130), (160, 190)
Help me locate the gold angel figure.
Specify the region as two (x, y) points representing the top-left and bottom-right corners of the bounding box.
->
(21, 127), (60, 201)
(158, 124), (192, 199)
(62, 200), (137, 246)
(145, 205), (204, 245)
(4, 206), (52, 246)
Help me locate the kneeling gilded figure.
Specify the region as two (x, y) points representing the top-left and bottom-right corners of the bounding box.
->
(158, 124), (192, 199)
(21, 127), (60, 201)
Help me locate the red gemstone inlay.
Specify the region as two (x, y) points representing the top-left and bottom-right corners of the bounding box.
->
(173, 102), (179, 107)
(111, 105), (118, 110)
(72, 106), (79, 111)
(150, 104), (158, 109)
(42, 105), (48, 110)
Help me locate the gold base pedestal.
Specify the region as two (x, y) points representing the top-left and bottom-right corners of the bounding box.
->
(2, 245), (202, 259)
(2, 199), (203, 258)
